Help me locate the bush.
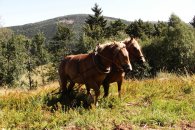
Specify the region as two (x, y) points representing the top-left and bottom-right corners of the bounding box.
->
(143, 14), (195, 74)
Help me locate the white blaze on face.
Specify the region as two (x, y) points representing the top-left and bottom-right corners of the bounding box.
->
(129, 63), (132, 71)
(134, 40), (146, 63)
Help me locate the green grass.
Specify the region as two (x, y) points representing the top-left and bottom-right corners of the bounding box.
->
(0, 75), (195, 129)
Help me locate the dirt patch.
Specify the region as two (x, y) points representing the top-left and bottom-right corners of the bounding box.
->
(113, 124), (133, 130)
(181, 121), (195, 130)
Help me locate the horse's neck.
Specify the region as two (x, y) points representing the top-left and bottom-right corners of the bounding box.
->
(98, 50), (113, 68)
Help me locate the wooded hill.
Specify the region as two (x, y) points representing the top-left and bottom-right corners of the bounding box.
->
(9, 14), (130, 39)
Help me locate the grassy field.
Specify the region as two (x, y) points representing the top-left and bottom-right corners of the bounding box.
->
(0, 74), (195, 130)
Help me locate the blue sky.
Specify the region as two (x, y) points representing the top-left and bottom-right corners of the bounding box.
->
(0, 0), (194, 27)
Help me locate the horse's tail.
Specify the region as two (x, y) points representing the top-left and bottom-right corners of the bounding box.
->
(58, 58), (69, 94)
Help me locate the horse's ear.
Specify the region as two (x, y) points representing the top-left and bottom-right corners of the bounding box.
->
(134, 37), (139, 40)
(94, 43), (100, 53)
(130, 36), (134, 42)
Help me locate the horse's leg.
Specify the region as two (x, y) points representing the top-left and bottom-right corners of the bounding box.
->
(59, 60), (68, 94)
(86, 86), (91, 95)
(93, 84), (100, 106)
(117, 78), (123, 98)
(103, 80), (110, 98)
(67, 81), (75, 92)
(59, 76), (68, 94)
(86, 83), (100, 106)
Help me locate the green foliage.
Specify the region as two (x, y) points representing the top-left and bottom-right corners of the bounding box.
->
(82, 4), (108, 51)
(82, 4), (128, 52)
(85, 3), (107, 31)
(190, 16), (195, 28)
(47, 23), (75, 81)
(153, 21), (168, 37)
(105, 19), (127, 38)
(48, 23), (73, 62)
(0, 34), (29, 86)
(143, 14), (195, 73)
(32, 32), (49, 66)
(125, 19), (145, 38)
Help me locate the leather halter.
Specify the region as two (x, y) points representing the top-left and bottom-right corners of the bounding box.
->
(92, 53), (111, 73)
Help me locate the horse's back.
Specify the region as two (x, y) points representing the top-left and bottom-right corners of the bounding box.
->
(60, 53), (94, 83)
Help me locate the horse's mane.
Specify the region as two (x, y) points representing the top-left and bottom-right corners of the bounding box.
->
(122, 38), (141, 49)
(97, 41), (126, 51)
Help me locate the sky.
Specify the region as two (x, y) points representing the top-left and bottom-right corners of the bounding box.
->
(0, 0), (195, 27)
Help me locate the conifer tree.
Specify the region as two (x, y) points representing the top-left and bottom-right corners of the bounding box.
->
(32, 32), (49, 84)
(24, 39), (37, 89)
(125, 19), (145, 38)
(85, 3), (107, 31)
(1, 36), (18, 86)
(82, 3), (107, 51)
(47, 23), (73, 81)
(0, 28), (13, 86)
(105, 19), (127, 38)
(190, 16), (195, 28)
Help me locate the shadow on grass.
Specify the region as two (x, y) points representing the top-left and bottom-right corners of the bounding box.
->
(45, 88), (94, 111)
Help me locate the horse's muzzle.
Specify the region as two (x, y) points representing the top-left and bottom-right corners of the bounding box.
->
(138, 57), (146, 65)
(122, 64), (132, 73)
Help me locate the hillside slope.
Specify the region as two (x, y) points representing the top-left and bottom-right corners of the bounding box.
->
(9, 14), (130, 39)
(0, 74), (195, 129)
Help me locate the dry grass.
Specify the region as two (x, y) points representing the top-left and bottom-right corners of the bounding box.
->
(0, 74), (195, 129)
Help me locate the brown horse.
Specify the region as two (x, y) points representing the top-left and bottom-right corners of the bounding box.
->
(102, 37), (146, 97)
(58, 42), (132, 105)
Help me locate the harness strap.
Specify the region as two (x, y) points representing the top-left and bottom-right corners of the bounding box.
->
(93, 53), (111, 73)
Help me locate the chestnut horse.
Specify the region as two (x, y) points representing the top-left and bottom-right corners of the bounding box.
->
(58, 42), (132, 105)
(102, 37), (146, 97)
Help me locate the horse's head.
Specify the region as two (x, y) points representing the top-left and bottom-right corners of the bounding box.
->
(111, 42), (132, 73)
(124, 37), (146, 65)
(95, 42), (132, 73)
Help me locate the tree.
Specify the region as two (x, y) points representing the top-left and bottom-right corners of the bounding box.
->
(125, 19), (145, 38)
(153, 21), (168, 37)
(1, 35), (19, 86)
(48, 23), (73, 57)
(24, 39), (37, 89)
(32, 32), (49, 65)
(47, 23), (73, 81)
(105, 19), (127, 38)
(144, 14), (195, 73)
(85, 3), (107, 31)
(32, 32), (49, 84)
(190, 16), (195, 28)
(0, 28), (13, 86)
(82, 4), (107, 51)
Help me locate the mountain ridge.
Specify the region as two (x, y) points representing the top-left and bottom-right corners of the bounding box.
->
(9, 14), (130, 39)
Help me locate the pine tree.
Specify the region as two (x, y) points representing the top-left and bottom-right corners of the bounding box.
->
(105, 19), (127, 38)
(32, 32), (49, 84)
(85, 3), (107, 30)
(82, 4), (107, 51)
(47, 23), (73, 81)
(190, 16), (195, 28)
(32, 32), (48, 65)
(1, 35), (18, 86)
(84, 3), (107, 40)
(0, 28), (13, 86)
(24, 39), (37, 89)
(125, 19), (145, 38)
